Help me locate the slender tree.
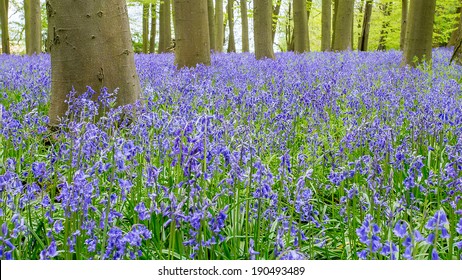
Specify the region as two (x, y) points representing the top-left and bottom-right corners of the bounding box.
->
(332, 0), (354, 51)
(402, 0), (437, 67)
(215, 0), (224, 52)
(149, 2), (157, 53)
(0, 0), (9, 54)
(358, 0), (372, 51)
(294, 0), (308, 53)
(207, 0), (216, 50)
(321, 0), (331, 51)
(158, 0), (172, 53)
(240, 0), (249, 52)
(306, 0), (312, 52)
(227, 0), (236, 52)
(254, 0), (274, 59)
(46, 0), (141, 126)
(142, 3), (150, 53)
(400, 0), (408, 50)
(25, 0), (41, 55)
(285, 2), (294, 51)
(272, 0), (282, 43)
(173, 0), (210, 68)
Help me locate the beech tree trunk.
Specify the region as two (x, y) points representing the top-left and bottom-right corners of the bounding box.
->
(331, 0), (339, 47)
(271, 0), (282, 43)
(207, 0), (216, 50)
(358, 0), (372, 51)
(254, 0), (274, 59)
(174, 0), (210, 68)
(332, 0), (354, 51)
(448, 7), (461, 47)
(25, 0), (41, 55)
(142, 3), (149, 53)
(285, 2), (294, 51)
(321, 0), (331, 51)
(240, 0), (249, 52)
(46, 0), (141, 126)
(294, 0), (308, 53)
(400, 0), (408, 50)
(402, 0), (436, 67)
(158, 0), (172, 53)
(0, 0), (9, 54)
(215, 0), (224, 52)
(227, 0), (235, 52)
(149, 2), (157, 53)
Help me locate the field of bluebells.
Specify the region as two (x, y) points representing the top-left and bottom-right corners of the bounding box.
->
(0, 49), (462, 260)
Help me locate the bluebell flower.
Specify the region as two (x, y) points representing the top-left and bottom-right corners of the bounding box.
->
(431, 248), (439, 260)
(393, 220), (407, 238)
(280, 250), (306, 260)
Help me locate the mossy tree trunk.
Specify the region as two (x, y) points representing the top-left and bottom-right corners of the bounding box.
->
(400, 0), (408, 50)
(46, 0), (141, 126)
(0, 0), (9, 54)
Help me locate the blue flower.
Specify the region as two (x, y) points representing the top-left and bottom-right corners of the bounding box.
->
(393, 220), (407, 238)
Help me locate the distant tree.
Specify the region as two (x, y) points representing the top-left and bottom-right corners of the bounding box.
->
(24, 0), (41, 55)
(400, 0), (408, 50)
(158, 0), (172, 53)
(254, 0), (274, 59)
(402, 0), (437, 67)
(149, 2), (157, 53)
(227, 0), (236, 52)
(208, 0), (216, 50)
(358, 0), (373, 51)
(293, 0), (308, 53)
(332, 0), (354, 50)
(272, 0), (282, 43)
(0, 0), (9, 54)
(173, 0), (211, 68)
(215, 0), (224, 52)
(46, 0), (141, 126)
(240, 0), (249, 52)
(142, 3), (150, 53)
(321, 0), (331, 51)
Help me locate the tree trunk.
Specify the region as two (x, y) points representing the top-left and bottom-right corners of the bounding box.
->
(448, 6), (461, 47)
(285, 2), (294, 51)
(149, 2), (157, 53)
(240, 0), (249, 52)
(377, 2), (392, 51)
(400, 0), (408, 50)
(331, 0), (339, 48)
(227, 0), (235, 52)
(215, 0), (224, 52)
(294, 0), (308, 53)
(358, 0), (372, 51)
(254, 0), (274, 59)
(174, 0), (210, 68)
(332, 0), (353, 51)
(46, 0), (141, 126)
(402, 0), (436, 67)
(207, 0), (216, 50)
(142, 3), (150, 53)
(25, 0), (41, 55)
(271, 0), (282, 43)
(306, 0), (312, 52)
(321, 0), (331, 51)
(0, 0), (9, 54)
(158, 0), (172, 53)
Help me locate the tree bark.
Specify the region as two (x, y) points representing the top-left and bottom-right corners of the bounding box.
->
(149, 2), (157, 53)
(254, 0), (274, 59)
(271, 0), (282, 43)
(240, 0), (249, 52)
(0, 0), (9, 54)
(227, 0), (235, 52)
(377, 2), (392, 51)
(306, 0), (312, 52)
(331, 0), (338, 48)
(174, 0), (210, 68)
(142, 3), (150, 53)
(215, 0), (224, 52)
(46, 0), (141, 126)
(321, 0), (331, 51)
(358, 0), (372, 51)
(294, 0), (308, 53)
(285, 2), (294, 51)
(448, 6), (461, 47)
(207, 0), (216, 50)
(402, 0), (436, 67)
(24, 0), (41, 55)
(332, 0), (354, 51)
(158, 0), (172, 53)
(400, 0), (408, 50)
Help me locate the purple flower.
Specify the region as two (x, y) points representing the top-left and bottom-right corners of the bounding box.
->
(393, 220), (408, 238)
(280, 250), (306, 260)
(431, 248), (439, 260)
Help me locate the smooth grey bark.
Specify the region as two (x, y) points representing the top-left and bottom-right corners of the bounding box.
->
(174, 0), (210, 68)
(158, 0), (172, 53)
(25, 0), (41, 55)
(321, 0), (331, 51)
(46, 0), (141, 126)
(240, 0), (249, 52)
(294, 0), (308, 53)
(254, 0), (274, 59)
(332, 0), (354, 51)
(402, 0), (436, 67)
